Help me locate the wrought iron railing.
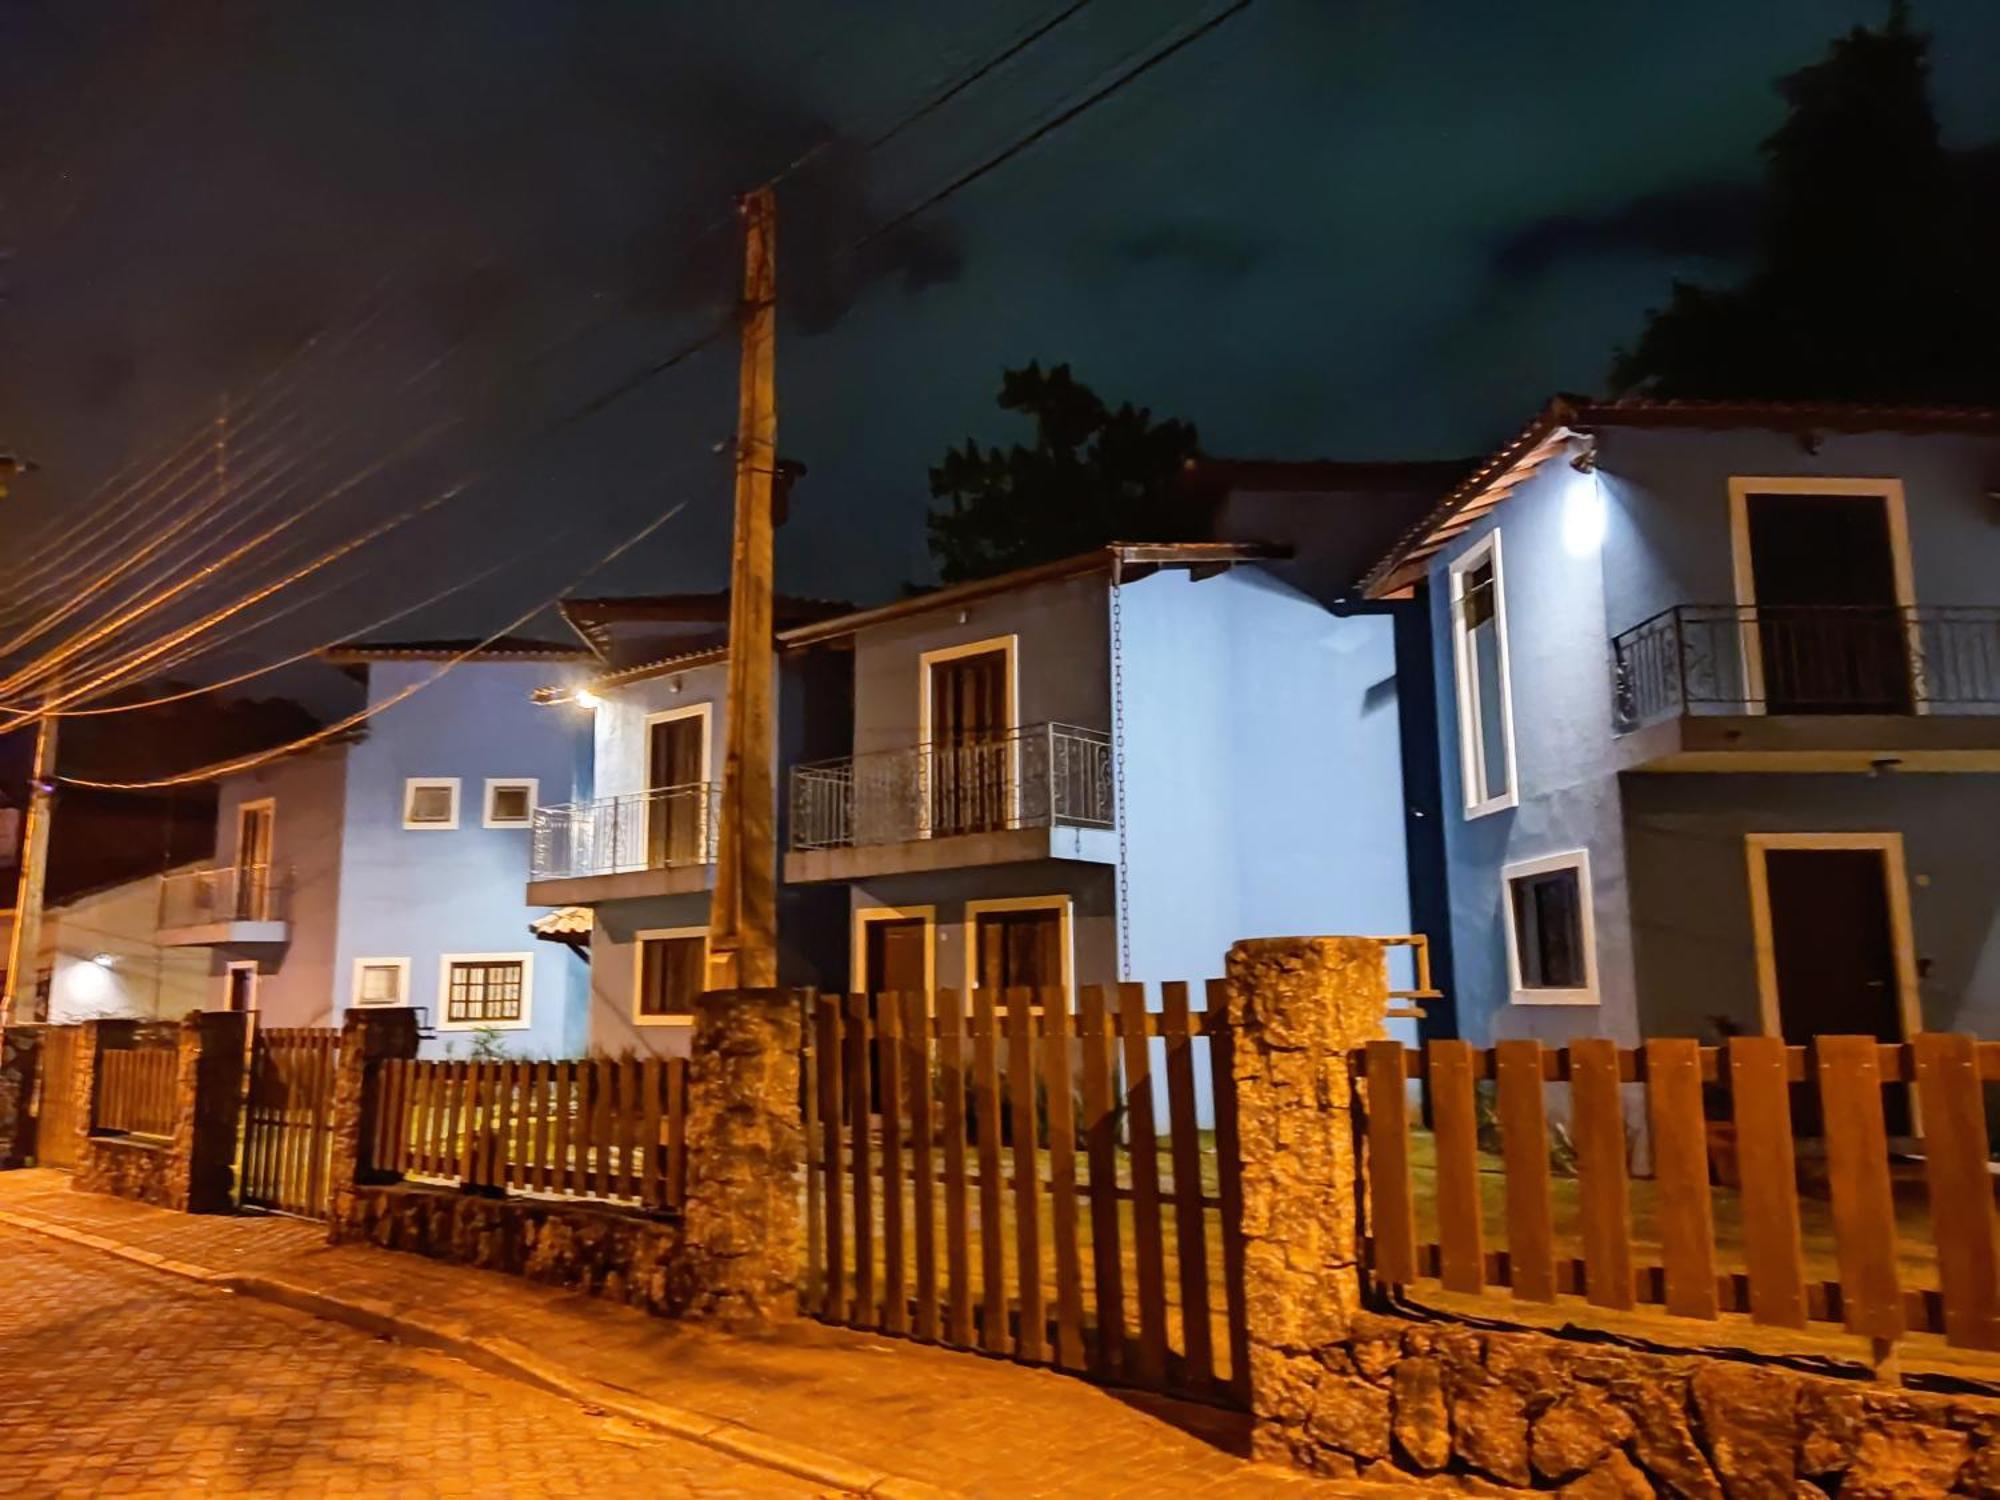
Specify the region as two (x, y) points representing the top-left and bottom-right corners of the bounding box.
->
(158, 863), (289, 929)
(530, 781), (719, 881)
(1611, 604), (2000, 730)
(789, 722), (1114, 852)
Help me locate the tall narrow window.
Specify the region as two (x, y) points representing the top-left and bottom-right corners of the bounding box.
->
(1451, 534), (1516, 815)
(635, 931), (706, 1023)
(1503, 851), (1596, 1005)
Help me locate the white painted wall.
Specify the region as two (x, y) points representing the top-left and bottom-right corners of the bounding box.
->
(44, 869), (211, 1023)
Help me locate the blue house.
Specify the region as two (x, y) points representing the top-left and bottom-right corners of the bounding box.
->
(1362, 397), (2000, 1051)
(157, 639), (595, 1056)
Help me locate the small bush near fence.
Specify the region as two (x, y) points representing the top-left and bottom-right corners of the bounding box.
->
(94, 1048), (177, 1139)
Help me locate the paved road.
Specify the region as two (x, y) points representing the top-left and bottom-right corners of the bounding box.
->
(0, 1226), (835, 1498)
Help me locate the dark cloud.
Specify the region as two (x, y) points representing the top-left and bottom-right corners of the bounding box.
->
(1111, 220), (1266, 279)
(1492, 178), (1763, 279)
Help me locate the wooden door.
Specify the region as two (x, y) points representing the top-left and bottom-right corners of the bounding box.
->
(929, 650), (1008, 835)
(236, 804), (273, 919)
(647, 714), (706, 866)
(1762, 846), (1910, 1134)
(863, 916), (928, 1113)
(1745, 492), (1910, 713)
(972, 906), (1063, 1000)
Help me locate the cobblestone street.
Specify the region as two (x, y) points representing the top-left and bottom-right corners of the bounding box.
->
(0, 1225), (832, 1498)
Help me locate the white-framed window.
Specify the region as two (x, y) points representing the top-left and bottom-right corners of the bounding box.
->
(633, 927), (707, 1025)
(1449, 532), (1518, 817)
(402, 777), (461, 830)
(438, 951), (533, 1030)
(223, 961), (259, 1014)
(351, 957), (411, 1008)
(483, 778), (538, 829)
(1503, 850), (1597, 1005)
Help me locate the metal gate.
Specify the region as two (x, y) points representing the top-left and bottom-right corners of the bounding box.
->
(31, 1027), (84, 1170)
(241, 1026), (340, 1217)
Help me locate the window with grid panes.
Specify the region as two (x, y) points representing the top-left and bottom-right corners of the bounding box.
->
(445, 959), (525, 1023)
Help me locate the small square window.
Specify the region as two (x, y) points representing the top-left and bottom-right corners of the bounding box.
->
(1504, 852), (1596, 1004)
(403, 778), (460, 830)
(483, 779), (538, 828)
(353, 958), (410, 1007)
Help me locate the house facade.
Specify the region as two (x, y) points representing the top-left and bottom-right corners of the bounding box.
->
(780, 543), (1418, 1009)
(524, 596), (851, 1057)
(160, 642), (594, 1054)
(1363, 398), (2000, 1051)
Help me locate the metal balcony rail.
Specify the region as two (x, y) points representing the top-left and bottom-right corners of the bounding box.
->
(1611, 603), (2000, 731)
(158, 863), (289, 928)
(789, 722), (1114, 852)
(531, 781), (719, 881)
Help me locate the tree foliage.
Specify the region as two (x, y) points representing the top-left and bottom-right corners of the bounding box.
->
(926, 362), (1201, 584)
(1612, 2), (2000, 403)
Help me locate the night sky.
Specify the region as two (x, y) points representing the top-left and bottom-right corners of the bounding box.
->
(6, 1), (2000, 651)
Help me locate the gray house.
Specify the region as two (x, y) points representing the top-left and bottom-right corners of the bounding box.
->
(1363, 397), (2000, 1053)
(780, 542), (1417, 1006)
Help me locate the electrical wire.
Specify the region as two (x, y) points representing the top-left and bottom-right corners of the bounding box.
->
(59, 496), (697, 790)
(857, 0), (1252, 249)
(0, 551), (529, 721)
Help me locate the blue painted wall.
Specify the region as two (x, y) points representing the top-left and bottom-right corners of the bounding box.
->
(1118, 567), (1415, 990)
(331, 658), (590, 1058)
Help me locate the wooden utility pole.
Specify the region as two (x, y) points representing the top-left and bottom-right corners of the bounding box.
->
(707, 185), (780, 992)
(2, 706), (56, 1024)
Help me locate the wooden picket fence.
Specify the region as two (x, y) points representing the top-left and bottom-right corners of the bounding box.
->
(1360, 1034), (2000, 1355)
(32, 1026), (84, 1169)
(373, 1058), (689, 1210)
(94, 1046), (179, 1139)
(804, 983), (1249, 1408)
(242, 1027), (340, 1218)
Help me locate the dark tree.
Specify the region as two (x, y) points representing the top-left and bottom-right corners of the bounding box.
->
(1612, 2), (2000, 403)
(926, 362), (1202, 584)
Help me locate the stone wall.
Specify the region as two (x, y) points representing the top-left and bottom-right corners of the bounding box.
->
(0, 1026), (42, 1168)
(330, 1183), (686, 1315)
(1262, 1310), (2000, 1497)
(74, 1135), (176, 1207)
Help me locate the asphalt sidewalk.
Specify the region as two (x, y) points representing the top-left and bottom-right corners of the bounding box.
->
(0, 1172), (1407, 1498)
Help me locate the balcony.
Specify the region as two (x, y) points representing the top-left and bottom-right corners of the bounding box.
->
(526, 782), (718, 905)
(785, 722), (1115, 883)
(1609, 604), (2000, 771)
(157, 864), (291, 946)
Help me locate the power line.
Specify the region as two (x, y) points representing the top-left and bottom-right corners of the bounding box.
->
(864, 0), (1095, 152)
(858, 0), (1252, 249)
(59, 496), (698, 790)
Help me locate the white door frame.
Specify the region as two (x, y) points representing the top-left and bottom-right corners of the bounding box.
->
(1743, 831), (1922, 1041)
(1726, 477), (1920, 715)
(851, 904), (936, 1002)
(223, 960), (260, 1014)
(917, 635), (1020, 835)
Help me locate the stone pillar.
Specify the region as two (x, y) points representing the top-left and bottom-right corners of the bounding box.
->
(327, 1007), (420, 1227)
(672, 986), (802, 1325)
(0, 1026), (43, 1168)
(175, 1010), (249, 1213)
(1224, 936), (1390, 1461)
